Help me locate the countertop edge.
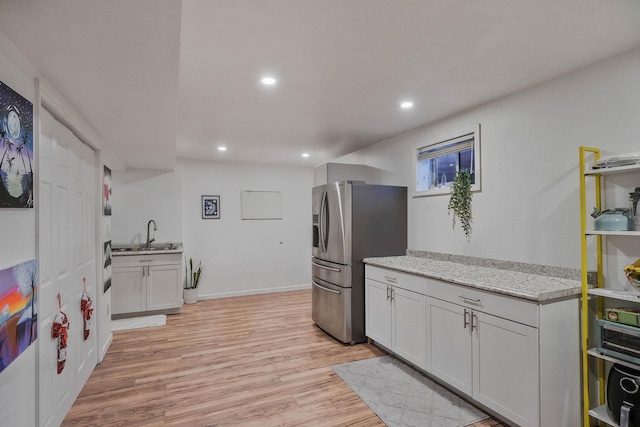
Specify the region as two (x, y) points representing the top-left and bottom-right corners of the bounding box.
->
(363, 256), (582, 303)
(112, 249), (183, 256)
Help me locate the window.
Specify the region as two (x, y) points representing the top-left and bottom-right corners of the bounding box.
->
(413, 124), (481, 197)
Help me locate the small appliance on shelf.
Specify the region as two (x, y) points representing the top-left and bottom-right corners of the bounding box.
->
(606, 308), (640, 327)
(607, 364), (640, 427)
(591, 207), (635, 231)
(595, 152), (640, 168)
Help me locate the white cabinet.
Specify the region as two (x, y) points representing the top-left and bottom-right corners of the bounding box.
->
(112, 266), (145, 314)
(366, 263), (580, 427)
(426, 287), (539, 427)
(426, 297), (471, 394)
(365, 279), (392, 348)
(314, 162), (368, 186)
(112, 253), (182, 316)
(365, 266), (426, 368)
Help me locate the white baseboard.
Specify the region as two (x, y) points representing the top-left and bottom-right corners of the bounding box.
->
(99, 333), (113, 364)
(198, 283), (311, 300)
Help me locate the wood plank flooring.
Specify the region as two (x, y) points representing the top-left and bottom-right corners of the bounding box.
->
(63, 289), (507, 426)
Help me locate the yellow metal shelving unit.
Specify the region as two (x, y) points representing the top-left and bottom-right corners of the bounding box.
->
(580, 146), (640, 427)
(580, 146), (604, 427)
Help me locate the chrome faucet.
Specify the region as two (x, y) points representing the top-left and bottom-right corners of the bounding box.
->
(146, 219), (157, 247)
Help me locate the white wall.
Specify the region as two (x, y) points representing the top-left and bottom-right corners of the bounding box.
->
(180, 159), (313, 298)
(111, 169), (183, 244)
(334, 47), (640, 269)
(0, 31), (37, 427)
(110, 159), (313, 298)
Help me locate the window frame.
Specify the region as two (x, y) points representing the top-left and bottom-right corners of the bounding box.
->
(412, 124), (481, 197)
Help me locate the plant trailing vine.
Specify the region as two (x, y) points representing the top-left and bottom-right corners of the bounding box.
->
(448, 169), (473, 240)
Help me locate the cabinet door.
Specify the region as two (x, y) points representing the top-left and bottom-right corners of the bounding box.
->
(147, 264), (182, 310)
(365, 279), (392, 348)
(425, 297), (472, 395)
(473, 312), (539, 427)
(392, 287), (426, 368)
(112, 266), (145, 314)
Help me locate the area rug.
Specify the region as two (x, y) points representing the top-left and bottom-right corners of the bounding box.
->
(111, 314), (166, 331)
(332, 355), (488, 427)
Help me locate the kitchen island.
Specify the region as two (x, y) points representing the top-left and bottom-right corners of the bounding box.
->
(363, 250), (581, 427)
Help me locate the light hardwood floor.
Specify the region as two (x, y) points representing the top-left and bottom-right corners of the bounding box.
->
(63, 289), (507, 426)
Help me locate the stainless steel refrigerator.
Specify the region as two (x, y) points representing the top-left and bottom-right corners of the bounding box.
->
(311, 181), (407, 344)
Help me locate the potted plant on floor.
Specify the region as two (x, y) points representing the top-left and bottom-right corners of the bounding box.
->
(184, 257), (202, 304)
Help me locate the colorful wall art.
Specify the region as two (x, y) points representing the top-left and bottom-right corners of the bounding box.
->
(103, 240), (112, 293)
(0, 259), (37, 373)
(0, 80), (34, 208)
(103, 165), (112, 216)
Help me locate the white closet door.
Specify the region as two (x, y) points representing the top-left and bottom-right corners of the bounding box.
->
(38, 109), (97, 427)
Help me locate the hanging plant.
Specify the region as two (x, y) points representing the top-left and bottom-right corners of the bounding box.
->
(448, 169), (473, 240)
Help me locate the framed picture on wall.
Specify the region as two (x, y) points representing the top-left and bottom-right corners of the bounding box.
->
(202, 195), (220, 219)
(0, 80), (34, 208)
(103, 165), (112, 216)
(103, 240), (112, 293)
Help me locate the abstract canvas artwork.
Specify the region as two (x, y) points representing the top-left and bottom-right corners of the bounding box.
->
(103, 240), (112, 293)
(0, 80), (34, 208)
(103, 165), (112, 216)
(0, 259), (37, 373)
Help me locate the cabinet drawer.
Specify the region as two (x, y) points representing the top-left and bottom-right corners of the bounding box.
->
(112, 253), (181, 268)
(366, 265), (426, 295)
(426, 277), (538, 328)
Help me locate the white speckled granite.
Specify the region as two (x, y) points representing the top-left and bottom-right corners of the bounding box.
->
(112, 242), (183, 256)
(364, 251), (582, 302)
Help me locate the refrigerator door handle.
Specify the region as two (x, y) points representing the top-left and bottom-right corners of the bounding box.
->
(312, 281), (342, 294)
(319, 191), (327, 253)
(311, 260), (341, 272)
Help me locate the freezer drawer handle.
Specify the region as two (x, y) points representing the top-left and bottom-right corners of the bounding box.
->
(312, 261), (341, 272)
(312, 281), (342, 295)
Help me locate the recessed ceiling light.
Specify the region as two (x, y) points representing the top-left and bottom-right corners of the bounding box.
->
(400, 101), (414, 109)
(218, 146), (227, 152)
(261, 76), (276, 85)
(302, 153), (310, 158)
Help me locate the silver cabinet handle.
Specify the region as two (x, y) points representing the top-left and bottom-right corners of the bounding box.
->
(391, 288), (395, 301)
(312, 261), (341, 272)
(139, 259), (153, 262)
(464, 309), (470, 329)
(312, 281), (341, 294)
(459, 295), (481, 304)
(471, 313), (478, 332)
(386, 286), (390, 300)
(384, 275), (397, 284)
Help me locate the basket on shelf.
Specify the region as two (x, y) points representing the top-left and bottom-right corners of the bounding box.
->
(624, 259), (640, 292)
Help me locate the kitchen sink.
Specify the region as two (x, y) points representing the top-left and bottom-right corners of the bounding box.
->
(112, 243), (182, 253)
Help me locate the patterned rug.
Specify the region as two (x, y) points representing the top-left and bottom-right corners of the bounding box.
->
(111, 314), (166, 331)
(332, 355), (488, 427)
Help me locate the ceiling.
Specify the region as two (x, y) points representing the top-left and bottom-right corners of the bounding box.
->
(1, 1), (640, 171)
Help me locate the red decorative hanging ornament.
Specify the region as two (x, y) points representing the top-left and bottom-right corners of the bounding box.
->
(51, 293), (69, 374)
(80, 277), (93, 341)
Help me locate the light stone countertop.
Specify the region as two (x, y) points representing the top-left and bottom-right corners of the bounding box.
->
(111, 242), (183, 256)
(363, 251), (582, 302)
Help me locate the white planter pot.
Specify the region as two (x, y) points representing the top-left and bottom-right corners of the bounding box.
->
(183, 288), (198, 304)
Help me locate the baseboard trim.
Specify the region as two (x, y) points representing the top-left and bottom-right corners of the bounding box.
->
(198, 284), (311, 300)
